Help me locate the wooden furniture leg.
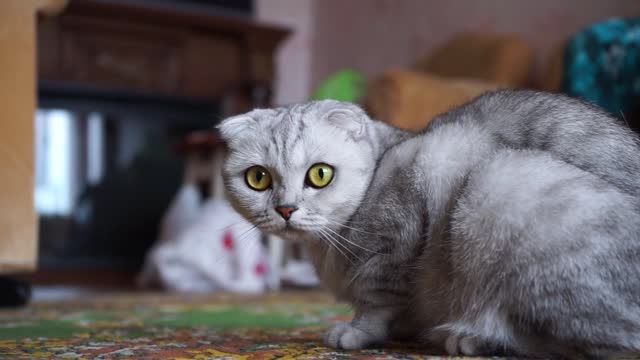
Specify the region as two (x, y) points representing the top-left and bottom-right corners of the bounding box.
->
(0, 0), (67, 274)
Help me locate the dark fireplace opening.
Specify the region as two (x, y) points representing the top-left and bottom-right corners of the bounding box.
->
(36, 82), (219, 272)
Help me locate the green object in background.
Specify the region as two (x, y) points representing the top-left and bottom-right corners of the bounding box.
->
(311, 69), (366, 102)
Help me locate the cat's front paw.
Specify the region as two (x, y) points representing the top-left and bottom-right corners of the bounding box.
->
(323, 322), (379, 350)
(445, 333), (481, 356)
(444, 333), (506, 356)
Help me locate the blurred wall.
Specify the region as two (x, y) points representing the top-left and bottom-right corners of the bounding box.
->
(256, 0), (314, 105)
(258, 0), (640, 104)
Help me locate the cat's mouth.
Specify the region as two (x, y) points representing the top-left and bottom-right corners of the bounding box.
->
(270, 222), (312, 238)
(257, 214), (324, 239)
(279, 223), (305, 233)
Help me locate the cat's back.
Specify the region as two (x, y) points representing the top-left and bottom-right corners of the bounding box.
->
(428, 89), (634, 143)
(428, 89), (613, 130)
(427, 89), (640, 197)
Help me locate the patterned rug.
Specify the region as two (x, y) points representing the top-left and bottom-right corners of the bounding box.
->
(0, 291), (502, 359)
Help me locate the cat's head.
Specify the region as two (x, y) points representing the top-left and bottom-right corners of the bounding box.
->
(217, 100), (377, 241)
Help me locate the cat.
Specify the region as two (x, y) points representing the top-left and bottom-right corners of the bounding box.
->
(217, 90), (640, 358)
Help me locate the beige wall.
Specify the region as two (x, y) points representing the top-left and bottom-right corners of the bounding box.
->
(258, 0), (640, 104)
(256, 0), (314, 106)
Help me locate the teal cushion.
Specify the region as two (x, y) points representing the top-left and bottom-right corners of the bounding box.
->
(562, 17), (640, 116)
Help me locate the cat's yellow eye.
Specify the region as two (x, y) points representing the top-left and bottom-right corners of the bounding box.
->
(245, 166), (272, 191)
(306, 163), (334, 188)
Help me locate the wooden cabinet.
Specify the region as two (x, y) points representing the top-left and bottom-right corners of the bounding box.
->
(57, 17), (184, 94)
(38, 0), (289, 111)
(6, 0), (288, 279)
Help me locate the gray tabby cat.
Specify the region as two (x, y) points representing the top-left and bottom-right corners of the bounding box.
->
(218, 90), (640, 358)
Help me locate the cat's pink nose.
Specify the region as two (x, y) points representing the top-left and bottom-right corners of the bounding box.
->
(275, 206), (297, 220)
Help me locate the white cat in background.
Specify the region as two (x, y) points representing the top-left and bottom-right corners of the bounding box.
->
(137, 182), (267, 293)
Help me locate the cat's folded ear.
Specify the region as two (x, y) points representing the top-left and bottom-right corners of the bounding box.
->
(321, 101), (368, 139)
(216, 115), (256, 145)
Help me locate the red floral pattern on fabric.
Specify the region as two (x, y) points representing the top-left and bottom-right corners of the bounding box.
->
(254, 262), (266, 275)
(222, 231), (234, 251)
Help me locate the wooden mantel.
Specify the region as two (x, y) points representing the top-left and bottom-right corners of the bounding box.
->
(38, 0), (290, 112)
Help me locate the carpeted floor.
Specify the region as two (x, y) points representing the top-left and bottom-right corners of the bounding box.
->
(0, 291), (503, 359)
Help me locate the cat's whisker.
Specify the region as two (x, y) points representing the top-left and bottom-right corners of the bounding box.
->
(212, 214), (266, 232)
(317, 226), (361, 263)
(235, 224), (261, 243)
(347, 267), (363, 287)
(306, 217), (364, 260)
(202, 224), (261, 271)
(316, 228), (354, 264)
(319, 235), (351, 264)
(223, 219), (270, 257)
(234, 226), (263, 259)
(317, 226), (364, 262)
(321, 224), (385, 255)
(323, 217), (382, 237)
(231, 222), (262, 242)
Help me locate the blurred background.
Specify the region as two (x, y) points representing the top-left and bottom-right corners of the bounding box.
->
(18, 0), (640, 300)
